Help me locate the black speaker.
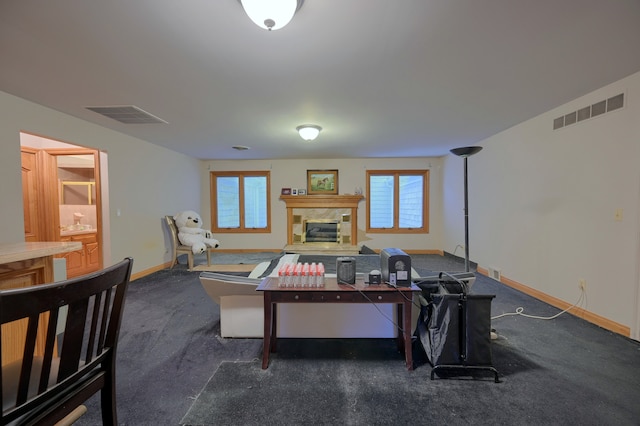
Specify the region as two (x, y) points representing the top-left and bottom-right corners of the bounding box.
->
(380, 248), (411, 287)
(336, 257), (356, 284)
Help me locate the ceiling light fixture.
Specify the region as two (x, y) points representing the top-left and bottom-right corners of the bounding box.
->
(297, 124), (322, 141)
(240, 0), (304, 31)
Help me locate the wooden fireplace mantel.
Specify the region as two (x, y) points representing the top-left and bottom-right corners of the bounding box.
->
(279, 195), (364, 247)
(279, 194), (364, 209)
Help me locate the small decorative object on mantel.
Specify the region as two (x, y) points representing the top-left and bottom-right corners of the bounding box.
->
(292, 189), (298, 196)
(298, 189), (306, 195)
(307, 170), (338, 195)
(281, 188), (292, 195)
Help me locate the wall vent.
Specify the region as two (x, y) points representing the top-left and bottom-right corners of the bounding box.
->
(86, 105), (168, 124)
(553, 93), (624, 130)
(488, 266), (502, 281)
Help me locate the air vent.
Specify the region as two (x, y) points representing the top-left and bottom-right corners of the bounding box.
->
(553, 93), (624, 130)
(488, 267), (502, 282)
(86, 105), (168, 124)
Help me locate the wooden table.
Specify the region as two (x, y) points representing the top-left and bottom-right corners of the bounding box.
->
(257, 276), (420, 370)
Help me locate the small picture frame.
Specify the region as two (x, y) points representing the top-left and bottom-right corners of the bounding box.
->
(281, 188), (292, 195)
(307, 170), (338, 195)
(298, 189), (306, 195)
(292, 188), (298, 196)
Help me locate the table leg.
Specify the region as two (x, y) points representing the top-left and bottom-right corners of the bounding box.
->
(403, 298), (413, 370)
(271, 302), (278, 353)
(261, 292), (272, 369)
(396, 303), (404, 352)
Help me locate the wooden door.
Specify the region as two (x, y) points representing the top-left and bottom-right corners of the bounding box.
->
(22, 148), (61, 242)
(21, 148), (41, 242)
(36, 150), (62, 242)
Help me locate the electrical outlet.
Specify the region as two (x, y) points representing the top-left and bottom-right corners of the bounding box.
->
(578, 279), (586, 291)
(614, 208), (623, 222)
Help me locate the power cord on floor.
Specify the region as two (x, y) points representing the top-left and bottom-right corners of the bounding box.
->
(491, 287), (586, 321)
(452, 244), (464, 258)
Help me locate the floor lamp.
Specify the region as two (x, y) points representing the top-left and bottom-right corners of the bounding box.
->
(417, 145), (498, 379)
(450, 146), (483, 272)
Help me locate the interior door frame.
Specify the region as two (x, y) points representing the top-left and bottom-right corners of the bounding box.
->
(21, 133), (105, 273)
(44, 148), (103, 270)
(634, 176), (640, 341)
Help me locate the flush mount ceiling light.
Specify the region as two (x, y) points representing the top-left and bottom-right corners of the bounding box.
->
(240, 0), (304, 31)
(297, 124), (322, 141)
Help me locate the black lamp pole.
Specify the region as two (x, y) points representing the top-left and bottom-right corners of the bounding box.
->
(450, 146), (483, 272)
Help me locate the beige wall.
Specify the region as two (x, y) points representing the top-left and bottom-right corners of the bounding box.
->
(3, 69), (640, 338)
(0, 90), (201, 274)
(199, 158), (444, 251)
(442, 71), (640, 337)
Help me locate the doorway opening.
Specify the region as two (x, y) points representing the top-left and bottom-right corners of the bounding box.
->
(20, 132), (110, 278)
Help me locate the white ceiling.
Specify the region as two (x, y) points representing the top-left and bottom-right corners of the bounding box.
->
(2, 0), (640, 160)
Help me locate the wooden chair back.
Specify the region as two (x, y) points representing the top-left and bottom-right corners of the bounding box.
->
(165, 215), (211, 270)
(0, 257), (133, 425)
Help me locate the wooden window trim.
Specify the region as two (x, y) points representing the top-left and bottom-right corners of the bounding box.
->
(210, 171), (271, 233)
(366, 169), (429, 234)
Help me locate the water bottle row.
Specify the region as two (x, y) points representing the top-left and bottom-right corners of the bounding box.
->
(277, 262), (326, 287)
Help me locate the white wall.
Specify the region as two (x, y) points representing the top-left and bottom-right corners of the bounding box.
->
(0, 90), (201, 274)
(443, 71), (640, 336)
(200, 157), (444, 251)
(5, 70), (639, 337)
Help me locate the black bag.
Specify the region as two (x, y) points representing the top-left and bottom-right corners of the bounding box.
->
(416, 277), (499, 381)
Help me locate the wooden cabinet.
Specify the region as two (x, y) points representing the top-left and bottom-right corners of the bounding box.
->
(1, 242), (81, 365)
(86, 240), (100, 271)
(59, 232), (100, 278)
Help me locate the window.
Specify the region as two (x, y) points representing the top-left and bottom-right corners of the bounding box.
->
(366, 169), (429, 233)
(210, 171), (271, 233)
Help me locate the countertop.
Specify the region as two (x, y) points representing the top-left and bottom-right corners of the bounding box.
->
(60, 229), (97, 237)
(0, 241), (82, 264)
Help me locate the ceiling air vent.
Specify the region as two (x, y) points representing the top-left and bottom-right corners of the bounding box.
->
(553, 93), (624, 130)
(86, 105), (168, 124)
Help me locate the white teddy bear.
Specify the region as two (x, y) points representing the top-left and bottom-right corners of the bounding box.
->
(173, 210), (220, 255)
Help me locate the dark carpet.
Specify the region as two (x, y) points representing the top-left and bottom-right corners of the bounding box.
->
(75, 253), (640, 426)
(181, 335), (636, 425)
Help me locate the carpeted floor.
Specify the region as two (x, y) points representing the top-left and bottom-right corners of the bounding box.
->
(75, 252), (640, 426)
(181, 335), (637, 425)
(192, 264), (258, 272)
(193, 251), (282, 265)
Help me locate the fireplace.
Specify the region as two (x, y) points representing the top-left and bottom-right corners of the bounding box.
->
(303, 220), (340, 243)
(280, 195), (364, 253)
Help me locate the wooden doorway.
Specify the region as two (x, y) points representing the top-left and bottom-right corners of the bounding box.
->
(20, 134), (104, 278)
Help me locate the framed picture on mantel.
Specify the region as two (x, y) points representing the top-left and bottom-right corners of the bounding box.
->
(307, 170), (338, 195)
